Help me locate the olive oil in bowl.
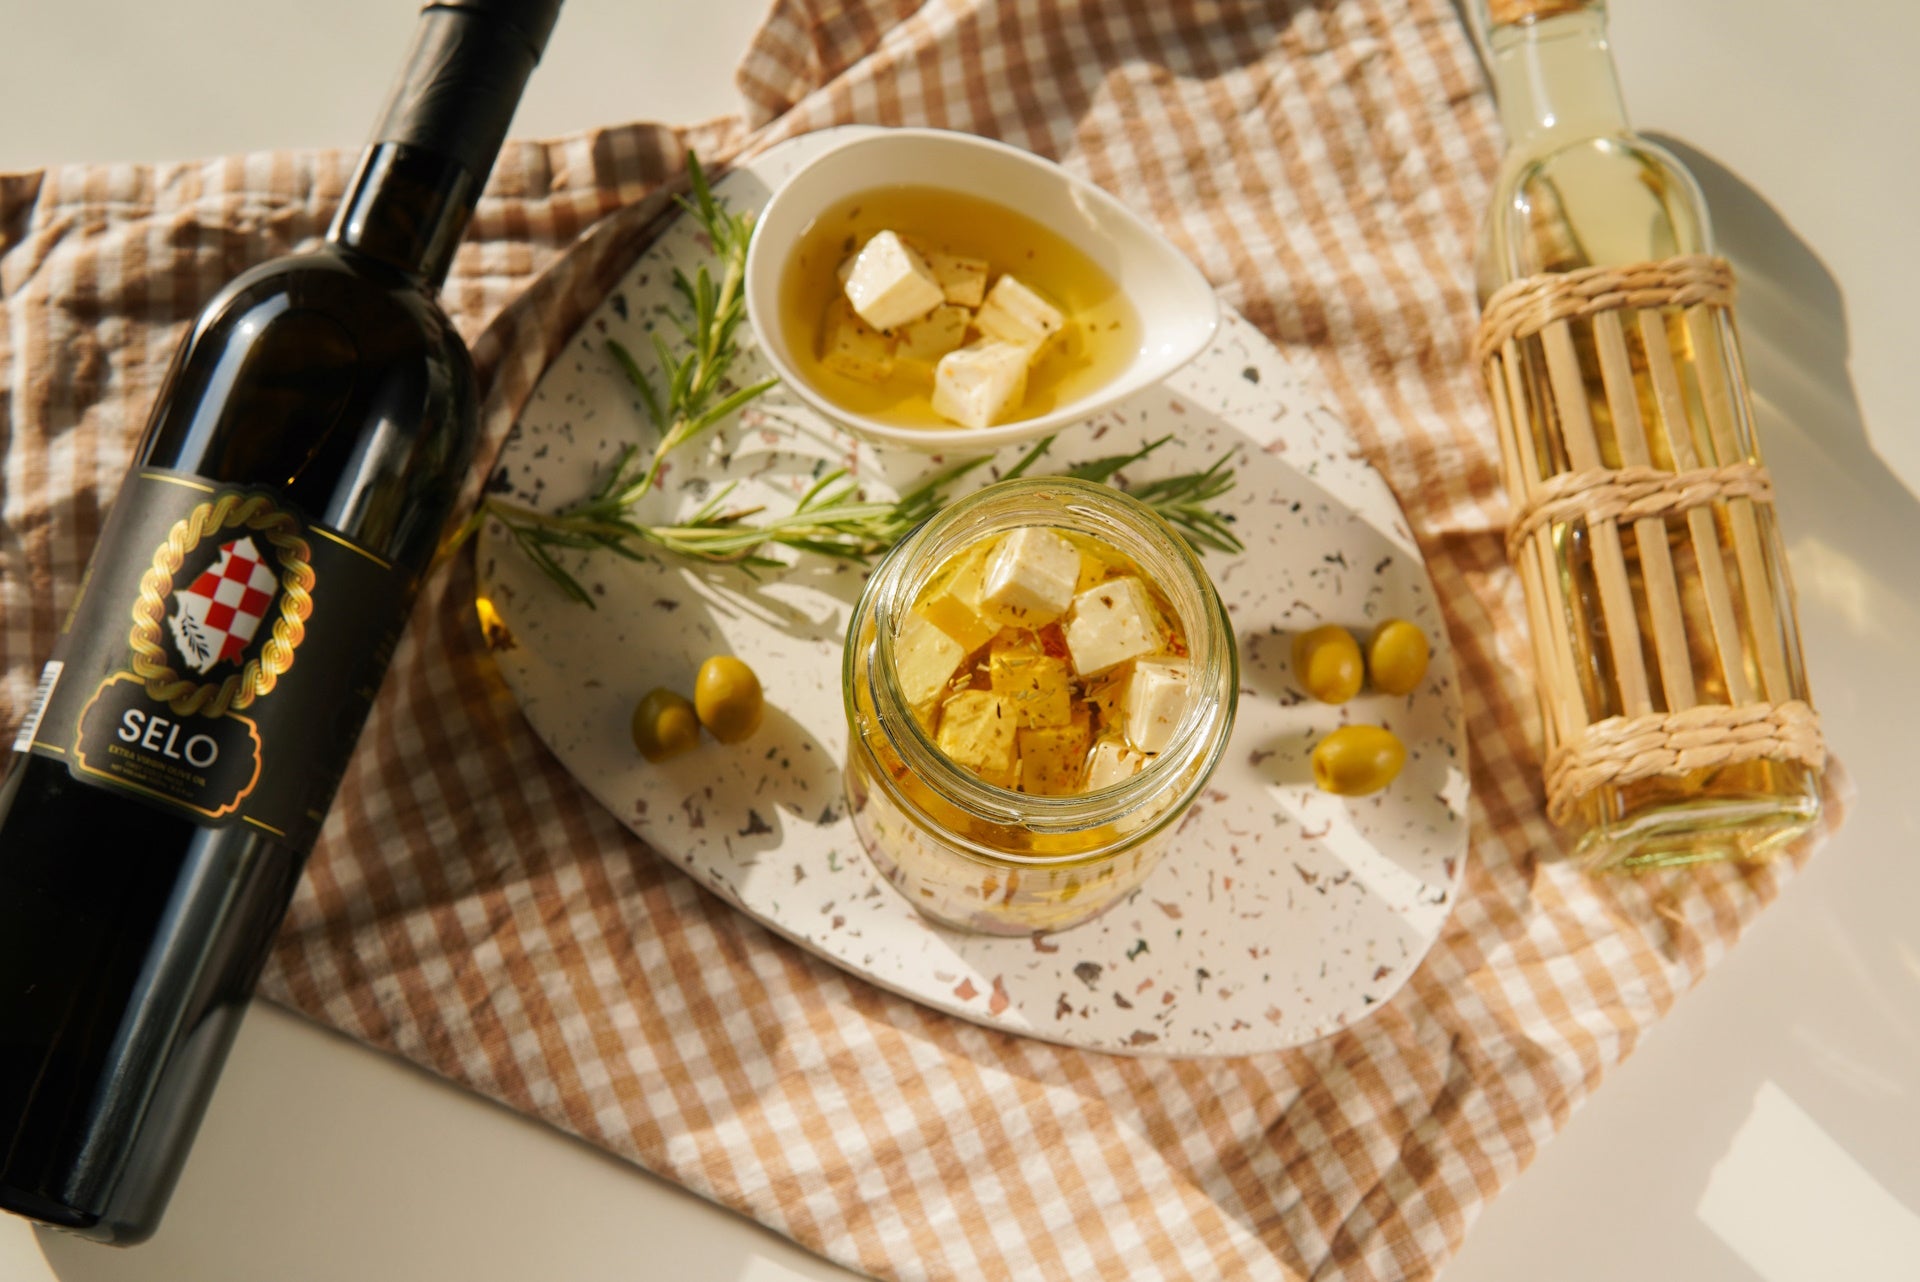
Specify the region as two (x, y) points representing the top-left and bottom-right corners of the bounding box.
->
(777, 185), (1142, 430)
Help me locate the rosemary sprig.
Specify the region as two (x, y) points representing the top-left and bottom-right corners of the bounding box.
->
(471, 452), (996, 594)
(456, 150), (1244, 606)
(1099, 443), (1244, 555)
(1004, 433), (1246, 555)
(444, 152), (778, 602)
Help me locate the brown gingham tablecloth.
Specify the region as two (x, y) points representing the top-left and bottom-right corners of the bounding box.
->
(0, 1), (1848, 1277)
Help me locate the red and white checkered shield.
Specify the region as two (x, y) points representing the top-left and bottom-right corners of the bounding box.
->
(168, 536), (279, 674)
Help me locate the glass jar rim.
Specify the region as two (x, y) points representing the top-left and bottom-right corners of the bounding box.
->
(846, 475), (1238, 853)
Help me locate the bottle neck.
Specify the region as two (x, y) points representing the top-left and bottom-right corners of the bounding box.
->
(325, 2), (558, 288)
(1486, 4), (1629, 155)
(327, 144), (478, 287)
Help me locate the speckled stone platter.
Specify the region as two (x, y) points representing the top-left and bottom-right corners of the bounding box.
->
(474, 129), (1467, 1056)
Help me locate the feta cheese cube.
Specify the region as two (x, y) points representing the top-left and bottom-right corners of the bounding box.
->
(975, 274), (1065, 353)
(927, 250), (989, 307)
(931, 340), (1030, 429)
(1084, 737), (1150, 791)
(820, 298), (896, 385)
(981, 527), (1080, 627)
(843, 229), (945, 332)
(918, 545), (998, 653)
(989, 632), (1073, 727)
(1123, 656), (1190, 754)
(937, 689), (1017, 783)
(1080, 665), (1130, 726)
(1018, 708), (1092, 795)
(895, 609), (966, 709)
(1064, 576), (1162, 676)
(896, 303), (971, 367)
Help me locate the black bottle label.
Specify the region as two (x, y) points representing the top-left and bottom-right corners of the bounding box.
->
(21, 469), (409, 849)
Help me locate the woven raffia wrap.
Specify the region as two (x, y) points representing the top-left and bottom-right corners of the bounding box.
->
(1477, 255), (1825, 827)
(0, 4), (1849, 1279)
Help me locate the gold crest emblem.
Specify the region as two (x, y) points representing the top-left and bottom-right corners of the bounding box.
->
(129, 493), (315, 717)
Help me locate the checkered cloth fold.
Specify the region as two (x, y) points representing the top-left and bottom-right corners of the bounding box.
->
(0, 2), (1844, 1278)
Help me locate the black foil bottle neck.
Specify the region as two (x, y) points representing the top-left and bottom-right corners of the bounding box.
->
(326, 2), (559, 288)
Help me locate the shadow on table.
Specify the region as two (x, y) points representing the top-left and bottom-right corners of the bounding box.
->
(1649, 135), (1920, 560)
(23, 1004), (865, 1282)
(1542, 134), (1920, 1252)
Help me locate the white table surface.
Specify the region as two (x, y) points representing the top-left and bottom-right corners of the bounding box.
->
(3, 1), (1917, 1278)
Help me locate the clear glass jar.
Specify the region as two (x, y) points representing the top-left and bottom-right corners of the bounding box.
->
(843, 477), (1237, 934)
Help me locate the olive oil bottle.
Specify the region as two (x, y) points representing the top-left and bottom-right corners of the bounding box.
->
(1474, 0), (1823, 869)
(0, 0), (561, 1242)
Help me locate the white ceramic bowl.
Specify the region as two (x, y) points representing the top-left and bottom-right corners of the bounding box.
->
(743, 127), (1220, 454)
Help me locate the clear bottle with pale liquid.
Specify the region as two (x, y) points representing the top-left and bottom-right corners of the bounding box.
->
(1475, 0), (1822, 868)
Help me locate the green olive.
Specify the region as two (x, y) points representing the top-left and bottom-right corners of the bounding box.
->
(694, 655), (765, 744)
(1311, 725), (1406, 796)
(632, 687), (700, 762)
(1367, 619), (1430, 696)
(1291, 624), (1363, 704)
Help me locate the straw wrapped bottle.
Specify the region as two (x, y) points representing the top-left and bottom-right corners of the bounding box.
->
(1474, 0), (1823, 869)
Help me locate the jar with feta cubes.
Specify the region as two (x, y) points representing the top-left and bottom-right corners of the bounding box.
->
(843, 477), (1237, 935)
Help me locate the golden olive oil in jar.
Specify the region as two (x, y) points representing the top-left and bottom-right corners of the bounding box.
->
(843, 477), (1236, 934)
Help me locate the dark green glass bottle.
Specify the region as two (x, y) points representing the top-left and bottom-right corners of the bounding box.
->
(0, 0), (561, 1243)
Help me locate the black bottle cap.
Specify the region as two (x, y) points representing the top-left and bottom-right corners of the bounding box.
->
(370, 0), (565, 185)
(426, 0), (563, 60)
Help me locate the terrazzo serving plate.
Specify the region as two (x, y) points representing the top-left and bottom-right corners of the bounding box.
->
(474, 127), (1468, 1057)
